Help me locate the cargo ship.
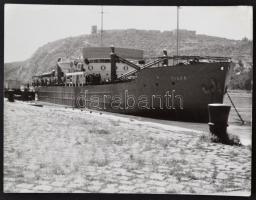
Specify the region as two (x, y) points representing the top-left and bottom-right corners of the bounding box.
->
(33, 6), (233, 122)
(33, 46), (233, 122)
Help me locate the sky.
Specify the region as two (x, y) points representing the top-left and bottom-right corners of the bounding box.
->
(4, 5), (253, 62)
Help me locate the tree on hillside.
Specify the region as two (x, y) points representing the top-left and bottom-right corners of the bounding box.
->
(242, 37), (249, 42)
(63, 38), (76, 59)
(229, 65), (252, 90)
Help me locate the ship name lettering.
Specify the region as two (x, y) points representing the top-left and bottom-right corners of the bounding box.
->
(170, 76), (187, 81)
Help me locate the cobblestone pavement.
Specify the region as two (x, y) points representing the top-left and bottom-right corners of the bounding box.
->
(4, 100), (251, 195)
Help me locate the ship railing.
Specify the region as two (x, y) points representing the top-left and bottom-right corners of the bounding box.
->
(34, 70), (55, 78)
(66, 72), (86, 76)
(149, 55), (231, 62)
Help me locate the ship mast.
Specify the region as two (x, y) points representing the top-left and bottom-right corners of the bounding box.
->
(176, 6), (180, 58)
(100, 6), (104, 46)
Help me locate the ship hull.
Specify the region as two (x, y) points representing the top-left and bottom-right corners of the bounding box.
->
(36, 62), (232, 122)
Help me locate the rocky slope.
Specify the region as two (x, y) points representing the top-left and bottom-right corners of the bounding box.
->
(4, 29), (253, 87)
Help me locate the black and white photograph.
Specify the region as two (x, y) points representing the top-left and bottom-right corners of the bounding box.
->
(3, 4), (253, 196)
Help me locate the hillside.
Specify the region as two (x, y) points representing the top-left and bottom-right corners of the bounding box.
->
(4, 29), (253, 89)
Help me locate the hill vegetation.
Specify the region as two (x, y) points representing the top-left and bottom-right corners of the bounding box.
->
(4, 29), (253, 90)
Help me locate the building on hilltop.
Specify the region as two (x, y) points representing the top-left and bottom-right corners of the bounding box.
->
(172, 29), (196, 38)
(91, 25), (97, 34)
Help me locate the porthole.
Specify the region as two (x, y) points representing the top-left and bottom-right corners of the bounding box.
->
(123, 65), (128, 70)
(101, 65), (106, 70)
(106, 73), (109, 76)
(88, 65), (93, 70)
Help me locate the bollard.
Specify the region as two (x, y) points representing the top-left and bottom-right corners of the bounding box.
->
(22, 89), (28, 101)
(208, 103), (231, 143)
(31, 92), (35, 101)
(35, 93), (38, 101)
(8, 90), (14, 102)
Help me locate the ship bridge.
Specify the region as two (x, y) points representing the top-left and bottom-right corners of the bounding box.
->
(58, 47), (144, 82)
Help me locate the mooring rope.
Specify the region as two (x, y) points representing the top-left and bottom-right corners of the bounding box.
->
(226, 91), (245, 125)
